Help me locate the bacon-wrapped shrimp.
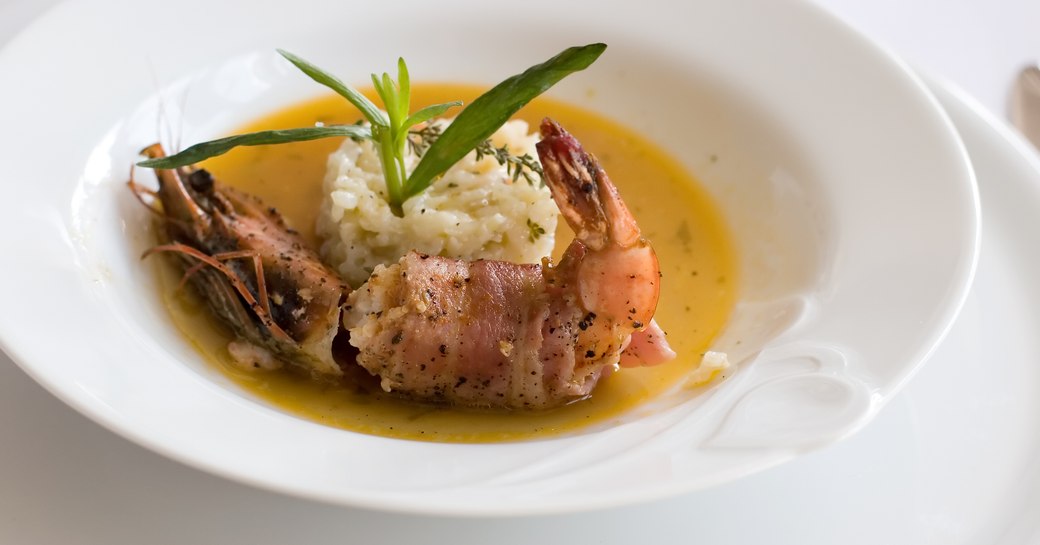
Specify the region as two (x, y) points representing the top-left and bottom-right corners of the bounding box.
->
(344, 119), (674, 409)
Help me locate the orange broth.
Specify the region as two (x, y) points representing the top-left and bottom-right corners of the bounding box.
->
(161, 84), (738, 442)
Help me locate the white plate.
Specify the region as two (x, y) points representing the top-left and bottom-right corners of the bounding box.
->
(0, 0), (976, 514)
(0, 74), (1033, 544)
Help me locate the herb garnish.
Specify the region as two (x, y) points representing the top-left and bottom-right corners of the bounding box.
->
(406, 123), (443, 158)
(139, 44), (606, 217)
(475, 141), (543, 186)
(409, 124), (543, 185)
(526, 218), (547, 243)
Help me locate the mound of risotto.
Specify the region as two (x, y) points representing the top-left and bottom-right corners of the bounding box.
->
(317, 119), (559, 287)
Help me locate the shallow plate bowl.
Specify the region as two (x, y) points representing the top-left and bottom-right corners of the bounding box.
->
(0, 0), (977, 515)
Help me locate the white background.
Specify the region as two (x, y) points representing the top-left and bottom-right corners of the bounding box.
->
(818, 0), (1040, 118)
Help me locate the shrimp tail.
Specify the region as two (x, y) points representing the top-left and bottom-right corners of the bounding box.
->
(535, 118), (641, 250)
(538, 118), (662, 329)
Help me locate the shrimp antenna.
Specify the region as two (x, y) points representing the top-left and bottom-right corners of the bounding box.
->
(147, 59), (181, 155)
(143, 242), (294, 343)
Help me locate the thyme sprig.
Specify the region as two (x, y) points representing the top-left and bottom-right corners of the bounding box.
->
(406, 124), (442, 157)
(407, 123), (542, 186)
(139, 44), (606, 217)
(474, 141), (543, 186)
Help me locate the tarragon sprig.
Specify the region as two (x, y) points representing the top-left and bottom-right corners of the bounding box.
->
(138, 44), (607, 217)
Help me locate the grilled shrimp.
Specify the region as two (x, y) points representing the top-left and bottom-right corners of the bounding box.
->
(130, 144), (347, 375)
(344, 119), (674, 409)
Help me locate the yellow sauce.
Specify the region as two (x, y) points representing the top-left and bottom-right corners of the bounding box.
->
(163, 84), (738, 442)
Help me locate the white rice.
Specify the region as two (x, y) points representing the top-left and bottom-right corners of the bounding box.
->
(317, 119), (558, 287)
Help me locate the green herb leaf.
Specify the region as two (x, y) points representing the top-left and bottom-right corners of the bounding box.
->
(136, 125), (372, 169)
(403, 43), (606, 197)
(376, 72), (398, 124)
(396, 58), (411, 123)
(403, 101), (463, 129)
(277, 49), (388, 127)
